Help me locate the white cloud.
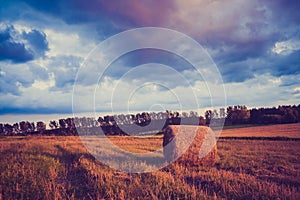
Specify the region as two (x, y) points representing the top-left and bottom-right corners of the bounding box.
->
(0, 69), (6, 76)
(0, 84), (72, 111)
(44, 28), (96, 58)
(1, 62), (299, 117)
(293, 87), (300, 97)
(1, 3), (299, 119)
(224, 73), (300, 107)
(31, 72), (55, 90)
(272, 39), (300, 55)
(168, 0), (267, 41)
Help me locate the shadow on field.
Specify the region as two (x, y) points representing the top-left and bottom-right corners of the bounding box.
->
(54, 145), (98, 199)
(0, 143), (102, 199)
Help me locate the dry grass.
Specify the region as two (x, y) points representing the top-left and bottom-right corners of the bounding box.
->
(108, 135), (163, 153)
(0, 124), (300, 199)
(221, 123), (300, 138)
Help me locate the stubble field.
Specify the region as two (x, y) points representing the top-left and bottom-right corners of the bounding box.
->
(0, 124), (300, 199)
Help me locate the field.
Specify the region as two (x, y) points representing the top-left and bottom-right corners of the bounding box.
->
(220, 123), (300, 138)
(0, 124), (300, 199)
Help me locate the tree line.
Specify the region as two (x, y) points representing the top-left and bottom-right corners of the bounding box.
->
(0, 104), (299, 136)
(0, 111), (203, 136)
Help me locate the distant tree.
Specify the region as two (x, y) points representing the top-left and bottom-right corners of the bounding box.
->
(30, 122), (35, 132)
(189, 111), (198, 118)
(165, 110), (172, 119)
(90, 118), (98, 127)
(65, 118), (75, 129)
(130, 114), (136, 123)
(173, 111), (179, 118)
(297, 104), (300, 122)
(37, 121), (46, 133)
(135, 113), (143, 124)
(97, 117), (105, 126)
(261, 114), (282, 124)
(2, 104), (298, 137)
(283, 107), (298, 123)
(12, 123), (20, 135)
(219, 108), (226, 118)
(82, 117), (96, 128)
(226, 105), (249, 124)
(142, 112), (151, 122)
(104, 116), (115, 126)
(4, 124), (13, 135)
(49, 120), (58, 129)
(59, 119), (66, 129)
(80, 117), (88, 128)
(0, 123), (3, 135)
(124, 114), (133, 124)
(226, 106), (233, 123)
(149, 112), (157, 121)
(19, 121), (34, 134)
(181, 112), (188, 118)
(157, 111), (167, 120)
(19, 121), (27, 134)
(116, 114), (126, 125)
(213, 109), (219, 119)
(205, 110), (212, 125)
(250, 105), (299, 125)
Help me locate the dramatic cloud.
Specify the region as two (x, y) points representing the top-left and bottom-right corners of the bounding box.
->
(0, 61), (50, 95)
(0, 23), (49, 63)
(20, 0), (175, 27)
(48, 55), (83, 89)
(22, 29), (49, 57)
(0, 0), (299, 118)
(166, 0), (300, 82)
(272, 39), (300, 56)
(0, 24), (33, 62)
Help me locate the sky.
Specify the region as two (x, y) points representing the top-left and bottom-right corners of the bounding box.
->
(0, 0), (300, 123)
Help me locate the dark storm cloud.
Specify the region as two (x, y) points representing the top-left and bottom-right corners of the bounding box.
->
(218, 62), (254, 83)
(2, 0), (299, 82)
(0, 24), (49, 63)
(269, 50), (300, 77)
(0, 107), (71, 115)
(0, 25), (34, 63)
(22, 29), (49, 57)
(213, 41), (268, 65)
(105, 49), (194, 79)
(195, 0), (300, 82)
(0, 0), (299, 115)
(266, 0), (300, 26)
(217, 48), (300, 83)
(16, 0), (175, 29)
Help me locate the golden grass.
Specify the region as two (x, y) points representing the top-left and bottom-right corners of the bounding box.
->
(107, 135), (163, 153)
(221, 123), (300, 138)
(0, 124), (300, 199)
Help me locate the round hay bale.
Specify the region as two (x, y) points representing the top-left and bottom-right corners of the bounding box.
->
(163, 125), (218, 167)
